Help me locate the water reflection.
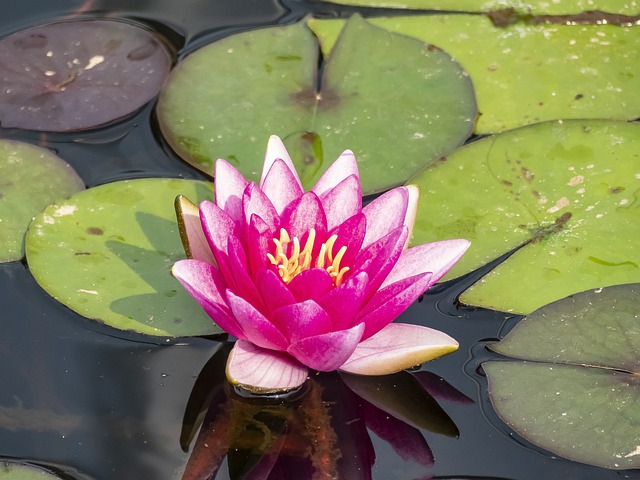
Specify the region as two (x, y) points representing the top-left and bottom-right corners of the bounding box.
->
(180, 347), (473, 480)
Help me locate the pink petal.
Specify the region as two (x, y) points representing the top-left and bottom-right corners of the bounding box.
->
(358, 272), (433, 339)
(317, 271), (369, 330)
(271, 300), (333, 342)
(311, 149), (359, 197)
(361, 187), (409, 249)
(320, 175), (362, 231)
(279, 191), (327, 241)
(226, 290), (289, 351)
(226, 236), (266, 312)
(171, 259), (244, 339)
(339, 323), (458, 375)
(287, 322), (365, 372)
(214, 159), (249, 223)
(174, 195), (216, 265)
(260, 135), (301, 189)
(199, 200), (239, 259)
(286, 268), (334, 302)
(226, 340), (308, 393)
(245, 214), (277, 277)
(255, 267), (296, 314)
(242, 182), (279, 230)
(326, 213), (366, 267)
(261, 159), (303, 214)
(381, 239), (471, 289)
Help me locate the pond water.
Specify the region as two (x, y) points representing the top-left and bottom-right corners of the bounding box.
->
(1, 1), (639, 479)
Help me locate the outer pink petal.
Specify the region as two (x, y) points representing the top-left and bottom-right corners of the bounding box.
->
(339, 323), (458, 375)
(261, 159), (303, 214)
(357, 272), (433, 339)
(226, 290), (289, 351)
(171, 259), (244, 339)
(287, 322), (365, 372)
(271, 300), (333, 342)
(174, 195), (216, 265)
(361, 187), (409, 249)
(381, 239), (471, 289)
(311, 149), (358, 197)
(260, 135), (301, 189)
(215, 159), (249, 223)
(286, 268), (333, 302)
(226, 340), (308, 393)
(320, 175), (362, 231)
(242, 182), (279, 230)
(199, 200), (238, 259)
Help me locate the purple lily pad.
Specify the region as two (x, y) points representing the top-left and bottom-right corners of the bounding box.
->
(0, 19), (172, 132)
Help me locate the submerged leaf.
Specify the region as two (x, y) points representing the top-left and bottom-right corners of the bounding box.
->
(410, 119), (640, 314)
(25, 178), (219, 337)
(0, 462), (63, 479)
(484, 284), (640, 470)
(0, 19), (172, 131)
(0, 140), (84, 263)
(157, 15), (475, 194)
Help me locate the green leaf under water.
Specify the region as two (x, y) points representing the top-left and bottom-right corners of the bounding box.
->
(409, 119), (640, 314)
(157, 14), (476, 194)
(0, 462), (62, 479)
(484, 284), (640, 470)
(308, 15), (640, 133)
(0, 140), (84, 263)
(25, 178), (220, 337)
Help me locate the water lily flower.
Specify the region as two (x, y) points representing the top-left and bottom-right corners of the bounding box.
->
(172, 135), (470, 393)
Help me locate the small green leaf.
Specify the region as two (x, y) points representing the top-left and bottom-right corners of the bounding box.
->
(410, 119), (640, 314)
(484, 284), (640, 470)
(0, 462), (62, 479)
(157, 15), (476, 194)
(309, 15), (640, 133)
(26, 178), (220, 337)
(0, 140), (84, 263)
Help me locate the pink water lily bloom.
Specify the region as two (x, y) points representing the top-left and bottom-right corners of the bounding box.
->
(172, 136), (470, 393)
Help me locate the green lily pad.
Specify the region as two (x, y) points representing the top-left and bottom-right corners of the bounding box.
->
(0, 462), (62, 479)
(409, 119), (640, 314)
(0, 140), (84, 263)
(319, 0), (639, 15)
(308, 16), (640, 133)
(25, 178), (221, 337)
(484, 284), (640, 470)
(157, 14), (475, 194)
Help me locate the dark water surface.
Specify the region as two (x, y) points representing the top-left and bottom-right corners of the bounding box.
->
(1, 1), (639, 479)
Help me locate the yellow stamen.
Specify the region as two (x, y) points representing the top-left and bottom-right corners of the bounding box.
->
(267, 227), (350, 286)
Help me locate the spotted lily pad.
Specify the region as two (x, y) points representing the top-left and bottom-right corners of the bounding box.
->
(0, 140), (84, 263)
(0, 462), (62, 479)
(0, 19), (172, 131)
(25, 178), (220, 337)
(409, 119), (640, 314)
(320, 0), (640, 15)
(157, 14), (475, 194)
(484, 284), (640, 470)
(308, 16), (640, 133)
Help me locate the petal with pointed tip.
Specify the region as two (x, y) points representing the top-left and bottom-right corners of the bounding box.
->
(318, 271), (369, 330)
(287, 268), (333, 302)
(327, 213), (366, 267)
(339, 323), (458, 375)
(226, 236), (266, 312)
(361, 187), (409, 249)
(320, 175), (362, 230)
(261, 158), (303, 214)
(175, 195), (216, 265)
(199, 200), (238, 259)
(260, 135), (301, 189)
(242, 182), (279, 229)
(279, 191), (327, 241)
(287, 322), (365, 372)
(226, 340), (308, 394)
(381, 239), (471, 289)
(215, 159), (249, 223)
(226, 290), (289, 350)
(172, 259), (244, 339)
(358, 272), (433, 339)
(271, 299), (333, 342)
(255, 267), (296, 314)
(312, 149), (359, 197)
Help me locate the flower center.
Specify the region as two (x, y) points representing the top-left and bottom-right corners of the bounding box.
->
(266, 228), (349, 286)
